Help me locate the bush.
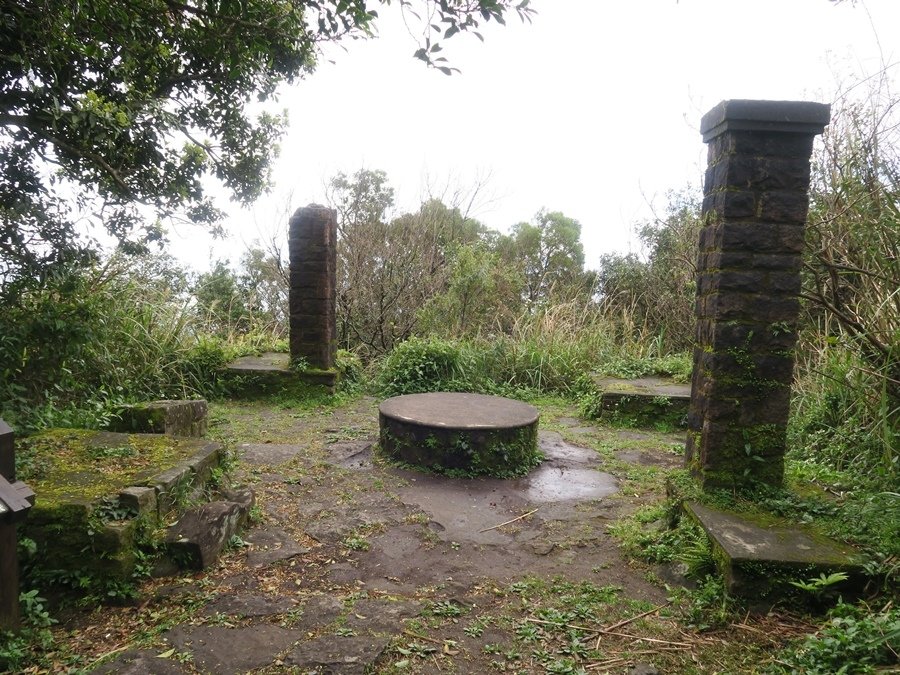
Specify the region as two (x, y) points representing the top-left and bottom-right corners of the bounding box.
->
(790, 344), (897, 489)
(377, 337), (473, 396)
(0, 256), (259, 432)
(767, 602), (900, 674)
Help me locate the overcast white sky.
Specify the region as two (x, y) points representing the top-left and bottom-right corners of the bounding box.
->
(168, 0), (900, 272)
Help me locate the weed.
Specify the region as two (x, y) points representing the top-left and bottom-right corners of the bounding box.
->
(342, 535), (370, 552)
(428, 600), (465, 618)
(765, 602), (900, 674)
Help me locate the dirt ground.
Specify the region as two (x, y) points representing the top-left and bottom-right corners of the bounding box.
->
(41, 394), (788, 674)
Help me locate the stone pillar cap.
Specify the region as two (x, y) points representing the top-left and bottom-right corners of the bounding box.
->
(701, 99), (830, 142)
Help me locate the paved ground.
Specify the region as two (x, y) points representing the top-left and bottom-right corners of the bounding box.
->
(62, 395), (773, 674)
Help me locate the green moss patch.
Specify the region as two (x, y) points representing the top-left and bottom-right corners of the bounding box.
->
(17, 429), (201, 504)
(15, 429), (222, 587)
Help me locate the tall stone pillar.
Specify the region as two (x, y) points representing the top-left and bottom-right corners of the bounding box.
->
(686, 100), (829, 490)
(288, 204), (337, 370)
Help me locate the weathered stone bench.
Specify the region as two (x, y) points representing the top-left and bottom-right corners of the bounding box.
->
(17, 429), (245, 584)
(589, 376), (690, 428)
(684, 501), (863, 598)
(225, 352), (338, 396)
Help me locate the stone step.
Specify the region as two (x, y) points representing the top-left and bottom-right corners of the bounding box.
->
(684, 501), (865, 598)
(165, 488), (255, 570)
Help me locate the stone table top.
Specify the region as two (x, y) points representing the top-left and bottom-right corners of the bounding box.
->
(379, 393), (539, 430)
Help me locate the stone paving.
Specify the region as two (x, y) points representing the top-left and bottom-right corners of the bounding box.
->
(92, 397), (682, 674)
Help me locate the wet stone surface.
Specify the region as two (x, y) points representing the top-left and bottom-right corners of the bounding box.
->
(90, 397), (686, 674)
(163, 624), (302, 674)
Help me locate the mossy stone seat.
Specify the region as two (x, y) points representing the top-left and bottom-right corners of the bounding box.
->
(378, 392), (541, 477)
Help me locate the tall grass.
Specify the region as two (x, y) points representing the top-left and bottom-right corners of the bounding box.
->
(0, 257), (276, 433)
(379, 297), (692, 397)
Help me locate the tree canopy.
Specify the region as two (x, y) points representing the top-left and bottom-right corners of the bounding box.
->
(0, 0), (533, 298)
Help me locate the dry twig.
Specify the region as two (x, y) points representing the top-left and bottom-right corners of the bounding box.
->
(595, 601), (671, 649)
(479, 507), (539, 532)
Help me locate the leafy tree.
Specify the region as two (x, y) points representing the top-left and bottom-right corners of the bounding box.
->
(0, 0), (534, 299)
(329, 169), (489, 354)
(418, 242), (523, 338)
(500, 209), (591, 305)
(193, 260), (250, 335)
(240, 246), (288, 336)
(596, 189), (701, 351)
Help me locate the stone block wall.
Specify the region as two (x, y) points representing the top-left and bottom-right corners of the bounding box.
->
(686, 100), (829, 489)
(288, 205), (337, 370)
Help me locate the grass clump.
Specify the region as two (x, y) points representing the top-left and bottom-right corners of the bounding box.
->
(765, 602), (899, 674)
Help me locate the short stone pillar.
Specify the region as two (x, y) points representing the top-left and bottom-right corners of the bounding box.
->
(686, 100), (830, 489)
(288, 205), (337, 370)
(1, 420), (35, 630)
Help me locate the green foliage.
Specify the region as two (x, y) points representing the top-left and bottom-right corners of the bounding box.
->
(681, 576), (734, 631)
(0, 255), (280, 432)
(794, 86), (900, 488)
(377, 337), (471, 396)
(193, 260), (252, 336)
(417, 242), (523, 338)
(335, 349), (365, 389)
(342, 534), (370, 551)
(789, 572), (849, 597)
(428, 600), (465, 618)
(596, 353), (693, 383)
(608, 505), (710, 569)
(790, 345), (897, 489)
(0, 0), (532, 298)
(767, 602), (900, 674)
(500, 209), (593, 306)
(332, 170), (492, 356)
(595, 187), (702, 353)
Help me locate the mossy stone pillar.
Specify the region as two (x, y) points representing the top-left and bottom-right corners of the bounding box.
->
(686, 100), (830, 490)
(288, 204), (337, 370)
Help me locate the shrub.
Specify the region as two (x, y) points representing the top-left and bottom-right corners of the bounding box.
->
(377, 337), (473, 396)
(767, 602), (900, 674)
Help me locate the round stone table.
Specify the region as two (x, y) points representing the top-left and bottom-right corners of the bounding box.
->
(378, 392), (541, 477)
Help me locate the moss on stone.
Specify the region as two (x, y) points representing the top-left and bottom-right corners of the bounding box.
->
(17, 429), (197, 505)
(16, 429), (219, 585)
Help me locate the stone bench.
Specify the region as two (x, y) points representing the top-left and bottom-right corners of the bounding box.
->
(589, 376), (690, 428)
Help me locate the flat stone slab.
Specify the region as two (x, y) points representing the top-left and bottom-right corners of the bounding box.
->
(284, 635), (390, 674)
(685, 502), (863, 595)
(228, 352), (291, 371)
(244, 526), (310, 566)
(239, 443), (307, 466)
(379, 393), (540, 476)
(163, 624), (301, 674)
(346, 599), (423, 634)
(380, 392), (539, 429)
(226, 352), (337, 393)
(92, 649), (189, 674)
(592, 377), (691, 399)
(202, 592), (297, 618)
(589, 376), (690, 427)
